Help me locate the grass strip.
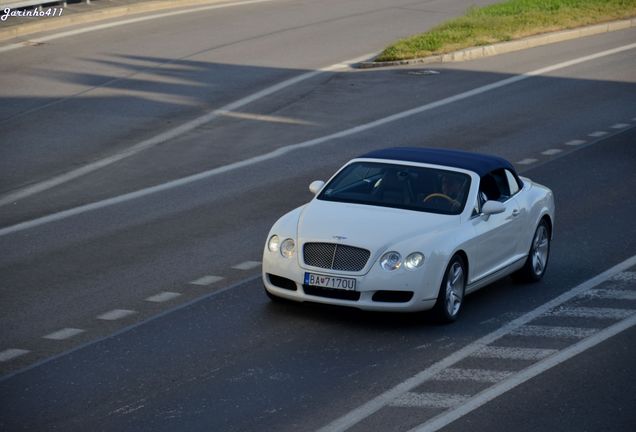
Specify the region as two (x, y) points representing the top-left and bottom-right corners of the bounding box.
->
(376, 0), (636, 62)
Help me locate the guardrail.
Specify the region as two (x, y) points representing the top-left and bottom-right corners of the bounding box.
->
(1, 0), (92, 10)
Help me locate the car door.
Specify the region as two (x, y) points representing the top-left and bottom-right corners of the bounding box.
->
(465, 169), (524, 283)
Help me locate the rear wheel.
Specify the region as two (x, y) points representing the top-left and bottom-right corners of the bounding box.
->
(432, 255), (466, 323)
(514, 220), (550, 282)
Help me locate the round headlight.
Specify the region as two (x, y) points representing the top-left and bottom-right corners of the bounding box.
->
(405, 252), (425, 270)
(380, 251), (402, 271)
(280, 238), (296, 258)
(268, 235), (280, 252)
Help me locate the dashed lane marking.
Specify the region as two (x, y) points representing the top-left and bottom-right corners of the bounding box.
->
(516, 158), (538, 165)
(0, 349), (30, 362)
(390, 392), (471, 409)
(145, 292), (182, 303)
(541, 149), (562, 156)
(470, 346), (557, 361)
(190, 275), (224, 286)
(564, 139), (586, 146)
(610, 123), (630, 129)
(433, 368), (513, 383)
(588, 131), (608, 137)
(582, 288), (636, 301)
(97, 309), (137, 321)
(232, 261), (261, 271)
(547, 306), (635, 319)
(43, 328), (85, 340)
(509, 325), (598, 339)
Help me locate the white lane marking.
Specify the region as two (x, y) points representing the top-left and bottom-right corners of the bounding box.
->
(219, 111), (318, 126)
(409, 314), (636, 432)
(390, 392), (470, 409)
(582, 288), (636, 301)
(610, 123), (630, 129)
(43, 328), (85, 340)
(145, 292), (182, 303)
(315, 254), (636, 432)
(0, 349), (30, 362)
(509, 325), (598, 339)
(588, 131), (608, 137)
(564, 139), (586, 146)
(541, 148), (562, 156)
(516, 158), (538, 165)
(232, 261), (261, 270)
(190, 275), (224, 286)
(547, 306), (635, 319)
(0, 51), (372, 209)
(610, 271), (636, 282)
(471, 346), (557, 361)
(97, 309), (137, 321)
(433, 368), (512, 383)
(0, 0), (278, 53)
(2, 42), (636, 237)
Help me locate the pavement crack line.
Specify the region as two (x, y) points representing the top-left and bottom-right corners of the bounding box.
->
(1, 42), (635, 237)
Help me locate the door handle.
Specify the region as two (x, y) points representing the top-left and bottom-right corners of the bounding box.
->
(512, 209), (520, 217)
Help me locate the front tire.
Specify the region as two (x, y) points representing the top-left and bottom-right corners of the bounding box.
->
(432, 255), (466, 323)
(514, 220), (550, 282)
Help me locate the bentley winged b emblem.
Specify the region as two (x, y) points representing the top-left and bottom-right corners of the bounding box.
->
(332, 235), (347, 241)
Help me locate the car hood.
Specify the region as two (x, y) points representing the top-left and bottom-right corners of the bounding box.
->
(297, 199), (458, 251)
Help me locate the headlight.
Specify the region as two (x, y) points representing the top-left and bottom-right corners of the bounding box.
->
(380, 251), (402, 271)
(268, 235), (280, 252)
(405, 252), (425, 270)
(280, 238), (296, 258)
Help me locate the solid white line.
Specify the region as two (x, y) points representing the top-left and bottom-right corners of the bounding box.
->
(0, 0), (278, 54)
(43, 328), (85, 340)
(232, 261), (261, 270)
(145, 291), (181, 303)
(2, 42), (636, 237)
(410, 314), (636, 432)
(0, 52), (371, 209)
(390, 392), (470, 409)
(547, 306), (634, 320)
(315, 254), (636, 432)
(433, 368), (512, 383)
(509, 325), (598, 339)
(516, 158), (538, 165)
(0, 348), (30, 362)
(190, 275), (224, 286)
(471, 346), (557, 361)
(564, 139), (586, 146)
(97, 309), (137, 321)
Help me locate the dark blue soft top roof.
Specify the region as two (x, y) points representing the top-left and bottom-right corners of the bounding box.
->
(359, 147), (516, 177)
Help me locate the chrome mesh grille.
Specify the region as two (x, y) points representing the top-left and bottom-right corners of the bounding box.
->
(303, 243), (370, 272)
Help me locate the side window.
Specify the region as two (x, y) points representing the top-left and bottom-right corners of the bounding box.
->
(479, 169), (511, 202)
(505, 169), (521, 195)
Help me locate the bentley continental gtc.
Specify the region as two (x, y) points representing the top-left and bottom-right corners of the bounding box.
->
(262, 147), (554, 322)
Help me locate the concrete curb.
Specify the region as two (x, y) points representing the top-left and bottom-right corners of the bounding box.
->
(0, 0), (230, 42)
(357, 18), (636, 69)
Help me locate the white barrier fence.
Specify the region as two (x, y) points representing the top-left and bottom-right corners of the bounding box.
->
(1, 0), (92, 11)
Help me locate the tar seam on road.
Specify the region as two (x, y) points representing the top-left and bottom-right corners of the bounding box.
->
(1, 42), (635, 237)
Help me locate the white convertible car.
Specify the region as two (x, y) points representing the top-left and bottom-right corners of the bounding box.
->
(262, 147), (554, 322)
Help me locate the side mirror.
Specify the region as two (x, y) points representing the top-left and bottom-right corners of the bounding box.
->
(309, 180), (325, 195)
(482, 200), (505, 216)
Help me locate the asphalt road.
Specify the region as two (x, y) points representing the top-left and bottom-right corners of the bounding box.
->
(0, 1), (635, 431)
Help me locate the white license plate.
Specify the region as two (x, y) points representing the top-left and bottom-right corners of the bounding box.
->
(304, 272), (357, 291)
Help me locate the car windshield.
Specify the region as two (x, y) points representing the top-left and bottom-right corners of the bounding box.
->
(318, 162), (471, 215)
